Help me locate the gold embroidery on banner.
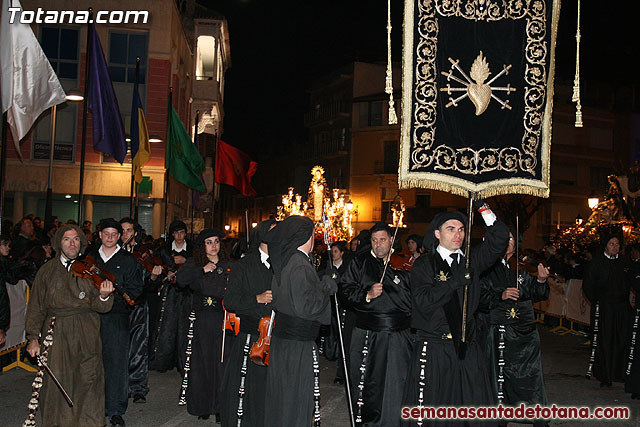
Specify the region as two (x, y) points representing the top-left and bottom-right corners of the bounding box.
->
(440, 51), (516, 115)
(409, 0), (549, 177)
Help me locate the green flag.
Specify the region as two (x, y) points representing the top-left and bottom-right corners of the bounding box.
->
(166, 106), (206, 192)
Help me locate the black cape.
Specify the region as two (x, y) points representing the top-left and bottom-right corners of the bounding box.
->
(148, 241), (193, 372)
(220, 250), (273, 427)
(402, 220), (508, 427)
(264, 250), (336, 426)
(176, 257), (229, 417)
(583, 253), (635, 384)
(340, 250), (412, 426)
(479, 260), (549, 407)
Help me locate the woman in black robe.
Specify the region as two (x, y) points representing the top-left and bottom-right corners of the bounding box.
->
(264, 216), (337, 426)
(176, 228), (230, 421)
(220, 219), (276, 427)
(479, 231), (549, 417)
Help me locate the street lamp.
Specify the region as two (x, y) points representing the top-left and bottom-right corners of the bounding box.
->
(588, 193), (599, 209)
(575, 214), (583, 225)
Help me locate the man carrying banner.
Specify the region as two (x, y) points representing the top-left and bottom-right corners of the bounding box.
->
(339, 222), (412, 426)
(402, 202), (508, 426)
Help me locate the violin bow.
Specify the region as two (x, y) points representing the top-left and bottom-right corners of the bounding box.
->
(379, 211), (403, 283)
(321, 210), (356, 427)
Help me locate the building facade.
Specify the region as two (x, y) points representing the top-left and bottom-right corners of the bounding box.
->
(4, 0), (229, 237)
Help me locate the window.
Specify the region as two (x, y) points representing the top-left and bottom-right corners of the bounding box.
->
(590, 167), (610, 191)
(40, 27), (79, 79)
(416, 194), (431, 208)
(108, 32), (148, 83)
(34, 27), (80, 161)
(105, 31), (148, 163)
(358, 101), (384, 127)
(383, 140), (398, 174)
(196, 35), (216, 81)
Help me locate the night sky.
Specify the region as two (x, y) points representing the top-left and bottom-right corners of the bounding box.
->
(211, 0), (638, 161)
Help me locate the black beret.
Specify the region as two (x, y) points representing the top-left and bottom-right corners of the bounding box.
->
(196, 228), (225, 245)
(423, 211), (468, 253)
(98, 218), (123, 234)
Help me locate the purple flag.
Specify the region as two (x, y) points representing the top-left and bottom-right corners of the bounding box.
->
(87, 25), (127, 163)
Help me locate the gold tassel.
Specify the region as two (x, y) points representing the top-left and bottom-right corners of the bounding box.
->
(572, 0), (583, 127)
(386, 0), (397, 125)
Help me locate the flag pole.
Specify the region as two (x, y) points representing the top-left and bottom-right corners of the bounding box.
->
(190, 110), (200, 237)
(212, 138), (219, 228)
(130, 57), (141, 218)
(163, 87), (173, 238)
(77, 10), (93, 224)
(44, 105), (58, 224)
(0, 113), (8, 235)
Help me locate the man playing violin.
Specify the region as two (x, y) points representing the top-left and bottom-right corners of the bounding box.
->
(119, 218), (163, 405)
(339, 222), (412, 426)
(148, 219), (193, 373)
(25, 224), (114, 426)
(87, 218), (143, 426)
(221, 219), (276, 427)
(478, 231), (550, 424)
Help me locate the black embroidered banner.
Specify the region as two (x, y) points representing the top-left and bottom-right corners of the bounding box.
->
(399, 0), (560, 198)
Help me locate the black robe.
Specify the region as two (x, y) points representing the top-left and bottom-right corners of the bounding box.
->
(87, 247), (143, 418)
(220, 251), (273, 427)
(339, 251), (412, 427)
(583, 253), (636, 384)
(402, 220), (508, 427)
(265, 250), (336, 427)
(148, 241), (193, 372)
(479, 260), (549, 409)
(176, 257), (230, 417)
(625, 260), (640, 395)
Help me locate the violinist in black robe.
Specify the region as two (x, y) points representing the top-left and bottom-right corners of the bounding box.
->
(88, 218), (143, 426)
(583, 235), (636, 387)
(148, 220), (193, 372)
(264, 216), (337, 427)
(402, 202), (509, 426)
(220, 219), (276, 427)
(119, 217), (163, 403)
(479, 231), (550, 417)
(176, 228), (230, 420)
(340, 222), (412, 426)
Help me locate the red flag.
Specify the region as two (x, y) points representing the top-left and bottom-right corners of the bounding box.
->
(215, 140), (258, 196)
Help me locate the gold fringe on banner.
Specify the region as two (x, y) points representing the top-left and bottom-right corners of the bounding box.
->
(398, 178), (550, 199)
(572, 0), (583, 127)
(386, 0), (397, 125)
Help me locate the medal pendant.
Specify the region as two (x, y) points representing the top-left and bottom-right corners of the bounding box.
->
(79, 291), (86, 300)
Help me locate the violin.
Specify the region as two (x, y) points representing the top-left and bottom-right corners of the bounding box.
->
(131, 245), (179, 283)
(70, 255), (135, 306)
(250, 313), (274, 366)
(224, 312), (241, 335)
(389, 252), (414, 271)
(507, 255), (562, 281)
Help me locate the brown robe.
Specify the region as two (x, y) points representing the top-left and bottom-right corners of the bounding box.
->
(25, 258), (113, 427)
